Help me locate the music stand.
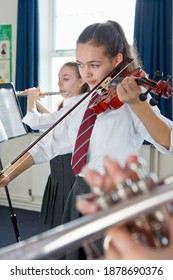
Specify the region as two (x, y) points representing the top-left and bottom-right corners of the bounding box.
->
(0, 120), (8, 143)
(0, 83), (28, 242)
(0, 122), (21, 242)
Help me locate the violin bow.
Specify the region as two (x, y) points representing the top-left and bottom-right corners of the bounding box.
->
(0, 57), (133, 175)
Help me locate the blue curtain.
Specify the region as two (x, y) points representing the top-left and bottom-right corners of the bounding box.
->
(134, 0), (172, 120)
(15, 0), (39, 117)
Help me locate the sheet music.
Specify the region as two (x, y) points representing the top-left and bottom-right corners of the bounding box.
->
(0, 85), (27, 139)
(0, 119), (7, 142)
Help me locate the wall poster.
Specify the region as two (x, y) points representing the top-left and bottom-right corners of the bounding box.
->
(0, 25), (12, 83)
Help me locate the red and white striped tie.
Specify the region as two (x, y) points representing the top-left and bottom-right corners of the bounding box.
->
(58, 101), (63, 110)
(71, 93), (98, 175)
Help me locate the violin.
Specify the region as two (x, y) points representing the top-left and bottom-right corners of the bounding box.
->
(90, 66), (143, 114)
(90, 68), (173, 115)
(0, 57), (172, 175)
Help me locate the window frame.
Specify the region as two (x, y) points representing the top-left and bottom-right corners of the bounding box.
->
(49, 0), (136, 110)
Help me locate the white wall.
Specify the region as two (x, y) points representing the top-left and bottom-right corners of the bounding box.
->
(38, 0), (51, 92)
(0, 134), (50, 211)
(0, 0), (51, 211)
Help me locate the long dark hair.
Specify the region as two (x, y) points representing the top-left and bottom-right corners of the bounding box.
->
(77, 20), (141, 71)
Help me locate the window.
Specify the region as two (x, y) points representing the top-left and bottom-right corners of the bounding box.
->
(50, 0), (136, 110)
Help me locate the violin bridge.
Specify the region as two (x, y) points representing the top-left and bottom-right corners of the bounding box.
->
(101, 77), (112, 89)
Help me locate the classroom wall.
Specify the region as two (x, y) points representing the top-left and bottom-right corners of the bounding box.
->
(0, 0), (51, 210)
(0, 0), (18, 83)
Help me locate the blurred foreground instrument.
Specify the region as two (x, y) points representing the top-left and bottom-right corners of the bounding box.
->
(0, 156), (172, 260)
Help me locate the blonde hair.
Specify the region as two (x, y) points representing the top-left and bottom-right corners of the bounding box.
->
(63, 61), (89, 93)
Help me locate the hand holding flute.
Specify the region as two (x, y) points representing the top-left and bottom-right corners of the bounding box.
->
(16, 87), (69, 113)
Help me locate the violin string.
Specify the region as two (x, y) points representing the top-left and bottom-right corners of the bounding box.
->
(1, 59), (133, 177)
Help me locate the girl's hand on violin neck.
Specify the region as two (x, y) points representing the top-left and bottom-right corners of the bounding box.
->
(0, 173), (10, 188)
(117, 76), (142, 104)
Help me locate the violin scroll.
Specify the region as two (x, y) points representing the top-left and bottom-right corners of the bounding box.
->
(137, 71), (163, 102)
(137, 71), (173, 106)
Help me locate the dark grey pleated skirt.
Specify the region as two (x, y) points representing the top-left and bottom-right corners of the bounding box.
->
(40, 153), (75, 228)
(61, 176), (103, 260)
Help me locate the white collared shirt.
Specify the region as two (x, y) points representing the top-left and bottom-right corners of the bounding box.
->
(23, 92), (173, 175)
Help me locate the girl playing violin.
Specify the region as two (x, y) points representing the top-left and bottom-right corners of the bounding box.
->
(0, 20), (173, 259)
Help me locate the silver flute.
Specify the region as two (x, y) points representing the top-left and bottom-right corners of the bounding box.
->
(16, 91), (69, 96)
